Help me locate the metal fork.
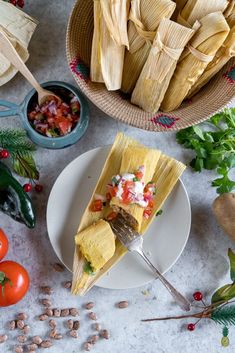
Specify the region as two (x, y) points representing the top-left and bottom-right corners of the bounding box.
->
(109, 214), (191, 312)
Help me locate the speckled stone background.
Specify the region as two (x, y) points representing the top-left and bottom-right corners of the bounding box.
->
(0, 1), (235, 352)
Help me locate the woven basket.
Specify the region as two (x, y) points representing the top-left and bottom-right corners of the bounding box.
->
(66, 0), (235, 132)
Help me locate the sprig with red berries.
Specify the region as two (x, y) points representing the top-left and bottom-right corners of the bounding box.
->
(0, 129), (43, 193)
(5, 0), (25, 8)
(142, 248), (235, 347)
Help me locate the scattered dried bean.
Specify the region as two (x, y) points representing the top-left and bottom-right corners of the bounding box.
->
(67, 320), (73, 330)
(89, 335), (99, 344)
(117, 301), (129, 309)
(61, 309), (70, 317)
(40, 286), (53, 295)
(40, 299), (51, 307)
(23, 325), (30, 335)
(84, 342), (92, 351)
(48, 319), (57, 329)
(100, 330), (110, 339)
(45, 309), (53, 317)
(54, 334), (63, 340)
(73, 321), (80, 330)
(39, 314), (48, 321)
(17, 313), (28, 321)
(17, 335), (27, 343)
(85, 302), (94, 310)
(40, 340), (52, 348)
(62, 281), (72, 289)
(93, 323), (101, 332)
(32, 336), (42, 345)
(52, 263), (64, 272)
(53, 309), (61, 317)
(8, 320), (16, 330)
(69, 308), (79, 317)
(16, 320), (25, 329)
(88, 312), (97, 321)
(49, 329), (57, 339)
(15, 346), (23, 353)
(0, 334), (8, 343)
(27, 343), (38, 351)
(69, 330), (78, 338)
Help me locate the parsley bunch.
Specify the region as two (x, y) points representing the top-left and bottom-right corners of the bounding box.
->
(176, 108), (235, 194)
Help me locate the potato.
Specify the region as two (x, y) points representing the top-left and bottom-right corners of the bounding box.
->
(213, 193), (235, 241)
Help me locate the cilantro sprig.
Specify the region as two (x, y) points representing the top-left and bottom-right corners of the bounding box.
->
(176, 108), (235, 194)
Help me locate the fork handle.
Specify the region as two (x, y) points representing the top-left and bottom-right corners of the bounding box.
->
(136, 250), (191, 312)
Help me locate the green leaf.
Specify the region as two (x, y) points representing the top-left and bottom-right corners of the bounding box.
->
(211, 305), (235, 326)
(228, 249), (235, 282)
(193, 126), (205, 140)
(223, 326), (229, 337)
(13, 153), (39, 180)
(211, 284), (235, 304)
(190, 157), (204, 172)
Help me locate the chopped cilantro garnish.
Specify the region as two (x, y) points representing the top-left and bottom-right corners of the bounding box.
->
(156, 210), (163, 216)
(83, 261), (95, 275)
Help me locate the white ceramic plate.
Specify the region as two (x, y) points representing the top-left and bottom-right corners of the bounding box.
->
(47, 146), (191, 290)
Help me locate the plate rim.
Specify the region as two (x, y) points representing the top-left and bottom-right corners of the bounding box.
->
(46, 145), (191, 289)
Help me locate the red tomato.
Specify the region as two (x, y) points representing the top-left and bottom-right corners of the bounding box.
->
(106, 192), (112, 201)
(143, 208), (152, 219)
(106, 212), (118, 221)
(135, 171), (143, 180)
(90, 199), (103, 212)
(148, 200), (154, 209)
(121, 189), (132, 204)
(125, 181), (134, 189)
(0, 261), (30, 307)
(0, 229), (8, 261)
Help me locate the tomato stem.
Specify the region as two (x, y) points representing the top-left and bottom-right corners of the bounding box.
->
(0, 271), (12, 296)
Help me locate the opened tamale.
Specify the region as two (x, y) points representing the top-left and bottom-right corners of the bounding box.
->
(161, 12), (230, 112)
(110, 146), (161, 231)
(90, 0), (130, 90)
(75, 220), (115, 272)
(131, 18), (194, 114)
(177, 0), (228, 27)
(121, 0), (176, 94)
(72, 133), (186, 295)
(187, 14), (235, 98)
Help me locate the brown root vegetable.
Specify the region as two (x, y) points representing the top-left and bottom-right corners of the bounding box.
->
(213, 193), (235, 241)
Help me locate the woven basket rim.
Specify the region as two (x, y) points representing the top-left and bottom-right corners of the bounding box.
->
(66, 0), (235, 132)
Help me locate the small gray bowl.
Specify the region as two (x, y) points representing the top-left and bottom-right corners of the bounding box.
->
(0, 81), (89, 149)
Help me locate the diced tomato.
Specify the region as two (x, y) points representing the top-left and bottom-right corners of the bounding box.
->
(121, 189), (132, 204)
(135, 171), (143, 180)
(108, 186), (118, 197)
(144, 190), (152, 200)
(125, 181), (134, 189)
(58, 120), (72, 135)
(148, 200), (154, 208)
(106, 212), (118, 221)
(106, 192), (112, 201)
(143, 208), (152, 219)
(90, 199), (103, 212)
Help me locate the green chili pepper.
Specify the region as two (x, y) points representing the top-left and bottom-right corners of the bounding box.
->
(0, 162), (36, 228)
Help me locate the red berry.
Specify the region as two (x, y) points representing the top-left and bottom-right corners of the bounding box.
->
(17, 0), (24, 7)
(187, 323), (195, 331)
(0, 149), (10, 159)
(23, 183), (32, 193)
(35, 184), (43, 193)
(10, 0), (17, 5)
(193, 291), (203, 301)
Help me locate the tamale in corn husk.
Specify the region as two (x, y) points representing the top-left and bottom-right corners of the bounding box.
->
(110, 146), (161, 231)
(161, 12), (230, 112)
(75, 220), (115, 272)
(90, 0), (130, 90)
(177, 0), (229, 27)
(224, 0), (235, 18)
(187, 13), (235, 98)
(121, 0), (176, 94)
(72, 133), (186, 295)
(131, 18), (194, 113)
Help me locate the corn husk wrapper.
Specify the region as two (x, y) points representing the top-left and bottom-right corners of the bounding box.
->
(224, 0), (235, 18)
(0, 0), (38, 86)
(161, 12), (230, 112)
(75, 220), (115, 272)
(110, 146), (161, 231)
(177, 0), (228, 27)
(90, 0), (130, 90)
(188, 17), (235, 98)
(72, 133), (186, 295)
(131, 19), (194, 113)
(121, 0), (176, 94)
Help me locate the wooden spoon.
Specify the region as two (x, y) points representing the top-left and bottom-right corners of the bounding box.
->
(0, 29), (61, 105)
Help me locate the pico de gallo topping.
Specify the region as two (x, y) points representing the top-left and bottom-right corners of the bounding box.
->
(28, 95), (80, 137)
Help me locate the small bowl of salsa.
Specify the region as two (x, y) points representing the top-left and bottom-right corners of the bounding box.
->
(0, 81), (89, 149)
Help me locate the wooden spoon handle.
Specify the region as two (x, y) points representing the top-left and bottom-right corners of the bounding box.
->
(0, 29), (42, 93)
